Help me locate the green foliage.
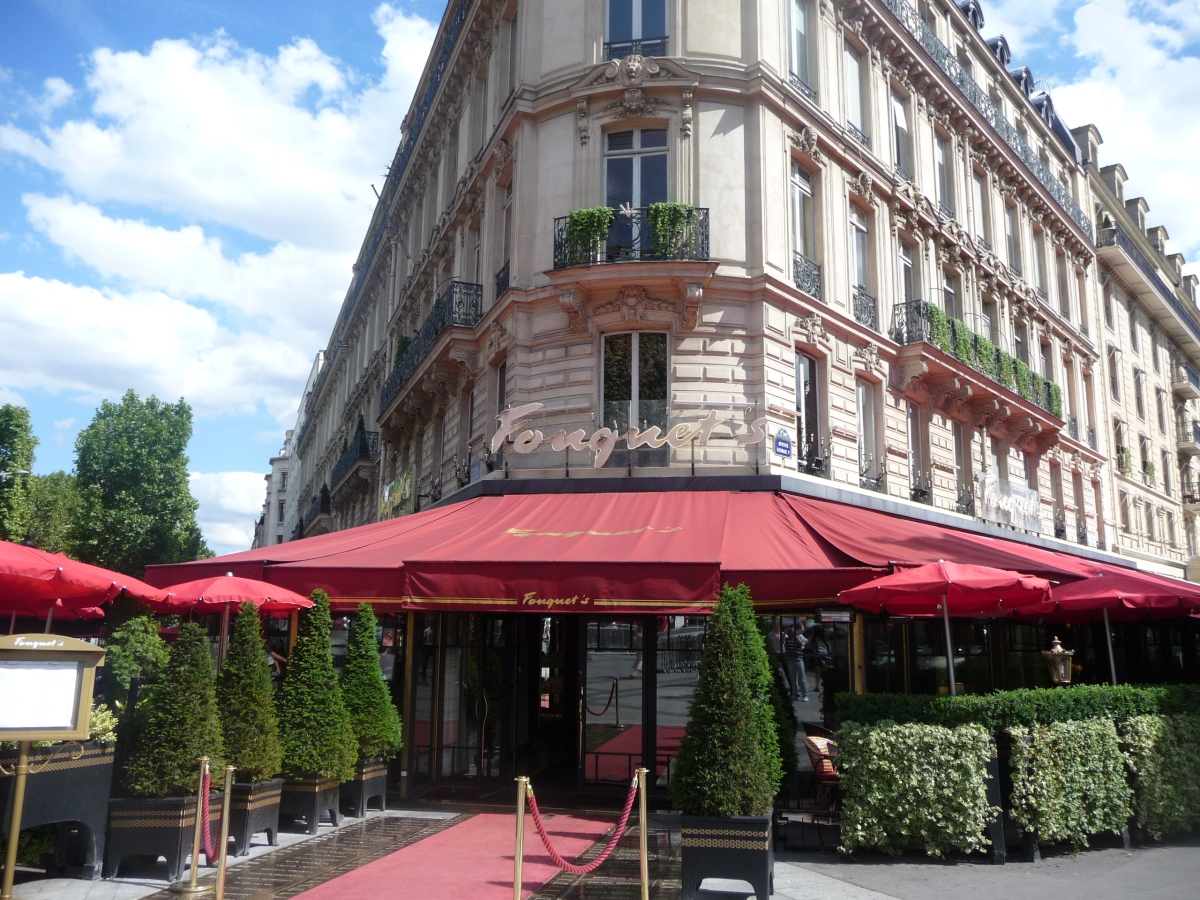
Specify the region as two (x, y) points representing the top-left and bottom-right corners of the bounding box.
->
(276, 590), (357, 781)
(926, 302), (951, 354)
(394, 335), (412, 365)
(768, 649), (798, 789)
(1144, 460), (1156, 482)
(975, 335), (997, 379)
(1116, 445), (1132, 475)
(101, 615), (169, 706)
(647, 202), (696, 259)
(0, 404), (36, 543)
(1007, 719), (1132, 849)
(71, 390), (210, 576)
(89, 702), (119, 743)
(217, 603), (282, 782)
(838, 721), (998, 857)
(1049, 382), (1064, 419)
(730, 585), (783, 792)
(1030, 372), (1045, 408)
(124, 622), (224, 797)
(1014, 359), (1032, 399)
(564, 207), (614, 265)
(1122, 714), (1200, 839)
(950, 319), (973, 364)
(340, 603), (403, 760)
(22, 472), (79, 554)
(837, 683), (1200, 730)
(671, 584), (779, 816)
(996, 349), (1016, 390)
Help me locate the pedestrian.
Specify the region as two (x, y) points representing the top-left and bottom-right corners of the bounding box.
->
(768, 618), (783, 657)
(784, 624), (809, 701)
(805, 624), (831, 693)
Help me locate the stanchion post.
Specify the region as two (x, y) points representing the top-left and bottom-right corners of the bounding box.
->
(0, 741), (31, 900)
(636, 767), (649, 900)
(169, 757), (209, 894)
(513, 776), (529, 900)
(214, 766), (235, 900)
(614, 678), (620, 728)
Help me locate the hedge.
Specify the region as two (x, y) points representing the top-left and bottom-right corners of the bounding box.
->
(1122, 714), (1200, 839)
(836, 684), (1200, 730)
(838, 721), (998, 856)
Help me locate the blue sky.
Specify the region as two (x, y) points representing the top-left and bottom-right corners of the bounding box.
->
(1, 0), (1197, 553)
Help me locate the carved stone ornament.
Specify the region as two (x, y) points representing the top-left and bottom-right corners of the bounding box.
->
(787, 126), (825, 167)
(494, 139), (516, 185)
(592, 285), (679, 322)
(849, 170), (875, 206)
(483, 320), (512, 362)
(852, 342), (882, 375)
(577, 99), (589, 145)
(560, 287), (587, 333)
(793, 312), (829, 347)
(603, 87), (674, 120)
(682, 283), (702, 330)
(681, 89), (693, 139)
(449, 345), (482, 378)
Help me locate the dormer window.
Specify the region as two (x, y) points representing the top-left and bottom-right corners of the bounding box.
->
(606, 0), (667, 59)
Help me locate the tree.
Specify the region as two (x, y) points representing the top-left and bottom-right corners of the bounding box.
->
(217, 603), (283, 782)
(275, 590), (357, 781)
(100, 615), (170, 708)
(124, 622), (224, 796)
(670, 583), (780, 817)
(340, 603), (402, 760)
(71, 390), (211, 576)
(22, 472), (79, 553)
(0, 404), (36, 542)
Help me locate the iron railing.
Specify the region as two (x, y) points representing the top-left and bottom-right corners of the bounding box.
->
(792, 252), (822, 300)
(1077, 519), (1089, 547)
(890, 298), (931, 344)
(1179, 420), (1200, 445)
(1098, 225), (1200, 345)
(495, 260), (510, 299)
(1175, 364), (1200, 392)
(604, 36), (669, 60)
(879, 0), (1092, 238)
(1067, 415), (1079, 441)
(1054, 511), (1068, 541)
(1183, 481), (1200, 506)
(1087, 426), (1097, 449)
(553, 206), (709, 268)
(331, 430), (380, 491)
(302, 492), (331, 534)
(846, 121), (869, 147)
(956, 485), (976, 517)
(800, 436), (831, 479)
(852, 284), (878, 331)
(381, 281), (483, 411)
(788, 72), (817, 102)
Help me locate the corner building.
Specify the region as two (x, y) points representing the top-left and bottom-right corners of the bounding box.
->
(259, 0), (1200, 798)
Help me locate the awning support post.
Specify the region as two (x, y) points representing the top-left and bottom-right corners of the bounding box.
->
(942, 592), (957, 696)
(1103, 607), (1118, 686)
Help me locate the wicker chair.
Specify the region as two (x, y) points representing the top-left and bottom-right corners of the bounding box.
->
(803, 736), (839, 815)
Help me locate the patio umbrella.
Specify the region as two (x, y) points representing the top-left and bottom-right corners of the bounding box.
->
(154, 574), (313, 666)
(838, 560), (1051, 695)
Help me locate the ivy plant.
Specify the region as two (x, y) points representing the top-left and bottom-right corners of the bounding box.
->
(926, 302), (951, 354)
(975, 335), (998, 379)
(647, 202), (696, 259)
(950, 319), (974, 364)
(838, 721), (998, 857)
(1031, 372), (1046, 407)
(996, 349), (1016, 390)
(564, 207), (614, 266)
(1122, 714), (1200, 839)
(1014, 359), (1031, 400)
(1049, 382), (1064, 419)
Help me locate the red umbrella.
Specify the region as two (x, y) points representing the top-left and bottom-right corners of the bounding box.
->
(838, 560), (1051, 695)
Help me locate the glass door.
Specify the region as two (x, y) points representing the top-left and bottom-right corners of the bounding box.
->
(582, 618), (644, 784)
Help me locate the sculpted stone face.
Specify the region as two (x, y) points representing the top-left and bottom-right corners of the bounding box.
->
(490, 402), (770, 468)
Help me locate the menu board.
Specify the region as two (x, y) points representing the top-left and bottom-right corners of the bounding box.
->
(0, 660), (81, 730)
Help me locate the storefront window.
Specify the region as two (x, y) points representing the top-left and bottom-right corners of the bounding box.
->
(656, 616), (706, 787)
(410, 613), (438, 781)
(440, 615), (481, 779)
(601, 332), (669, 466)
(583, 619), (644, 783)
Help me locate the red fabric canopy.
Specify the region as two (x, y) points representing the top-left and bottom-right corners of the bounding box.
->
(838, 560), (1051, 617)
(0, 539), (165, 613)
(152, 575), (314, 615)
(1017, 567), (1200, 623)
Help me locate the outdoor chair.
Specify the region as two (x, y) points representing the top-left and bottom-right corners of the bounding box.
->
(803, 736), (839, 815)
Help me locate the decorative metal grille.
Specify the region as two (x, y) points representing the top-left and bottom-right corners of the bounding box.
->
(553, 206), (709, 269)
(852, 284), (878, 331)
(604, 37), (669, 60)
(792, 252), (822, 300)
(331, 430), (381, 492)
(381, 281), (483, 411)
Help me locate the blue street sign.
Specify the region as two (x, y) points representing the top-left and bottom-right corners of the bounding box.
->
(774, 428), (792, 459)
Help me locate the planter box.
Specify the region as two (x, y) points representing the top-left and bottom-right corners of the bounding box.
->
(279, 777), (340, 835)
(228, 778), (283, 857)
(105, 793), (217, 881)
(340, 759), (387, 818)
(0, 742), (114, 881)
(680, 815), (773, 900)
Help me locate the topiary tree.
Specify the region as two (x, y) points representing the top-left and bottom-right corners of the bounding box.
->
(340, 603), (402, 760)
(123, 621), (223, 796)
(216, 603), (282, 782)
(729, 584), (783, 793)
(275, 590), (357, 782)
(101, 614), (169, 708)
(671, 583), (779, 816)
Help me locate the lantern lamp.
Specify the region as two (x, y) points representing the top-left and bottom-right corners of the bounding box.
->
(1042, 635), (1075, 685)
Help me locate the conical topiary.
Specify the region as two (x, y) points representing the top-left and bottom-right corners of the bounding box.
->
(340, 603), (403, 760)
(123, 621), (224, 796)
(729, 584), (783, 793)
(275, 590), (357, 781)
(216, 602), (282, 782)
(670, 583), (779, 816)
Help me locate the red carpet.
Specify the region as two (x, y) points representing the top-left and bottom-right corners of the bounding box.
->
(586, 726), (686, 781)
(292, 812), (615, 900)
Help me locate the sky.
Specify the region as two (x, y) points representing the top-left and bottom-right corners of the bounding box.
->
(0, 0), (1198, 555)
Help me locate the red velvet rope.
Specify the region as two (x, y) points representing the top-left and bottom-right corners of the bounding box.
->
(583, 679), (617, 718)
(200, 770), (215, 862)
(526, 774), (638, 875)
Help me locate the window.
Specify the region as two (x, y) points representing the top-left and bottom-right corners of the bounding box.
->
(601, 332), (668, 435)
(1041, 341), (1053, 381)
(856, 379), (877, 477)
(1004, 204), (1020, 273)
(280, 470), (288, 491)
(953, 420), (970, 497)
(1151, 329), (1161, 372)
(988, 436), (1007, 479)
(1024, 451), (1038, 490)
(1134, 369), (1145, 420)
(1163, 450), (1172, 496)
(981, 297), (997, 343)
(944, 271), (960, 320)
(1015, 322), (1028, 365)
(507, 13), (519, 96)
(789, 0), (811, 89)
(477, 71), (489, 152)
(934, 134), (953, 214)
(1146, 502), (1156, 541)
(1035, 230), (1048, 294)
(1057, 253), (1071, 318)
(907, 401), (926, 496)
(501, 183), (514, 272)
(1109, 350), (1120, 401)
(796, 352), (820, 459)
(1119, 491), (1131, 532)
(844, 42), (865, 135)
(899, 241), (916, 305)
(892, 91), (910, 177)
(608, 0), (667, 56)
(606, 128), (667, 257)
(1156, 388), (1166, 434)
(790, 161), (815, 260)
(1129, 307), (1139, 352)
(496, 360), (508, 416)
(971, 170), (989, 245)
(277, 500), (285, 524)
(1104, 280), (1114, 329)
(851, 206), (870, 289)
(1167, 510), (1177, 546)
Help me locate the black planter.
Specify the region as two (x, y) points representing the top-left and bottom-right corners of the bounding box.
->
(680, 815), (773, 900)
(0, 742), (114, 881)
(228, 778), (283, 856)
(340, 759), (387, 818)
(279, 777), (340, 835)
(105, 793), (217, 881)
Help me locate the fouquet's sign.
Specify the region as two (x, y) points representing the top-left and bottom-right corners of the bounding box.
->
(491, 402), (771, 468)
(976, 472), (1043, 533)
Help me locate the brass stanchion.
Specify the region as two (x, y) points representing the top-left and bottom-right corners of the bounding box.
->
(169, 757), (210, 894)
(512, 776), (529, 900)
(614, 678), (620, 728)
(214, 766), (235, 900)
(636, 767), (649, 900)
(0, 741), (31, 900)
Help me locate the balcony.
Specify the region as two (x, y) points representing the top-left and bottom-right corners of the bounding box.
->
(331, 429), (380, 494)
(553, 205), (709, 269)
(1067, 416), (1078, 441)
(1173, 364), (1200, 400)
(301, 490), (333, 537)
(1179, 420), (1200, 457)
(1184, 481), (1200, 513)
(381, 280), (483, 412)
(852, 284), (878, 331)
(496, 260), (510, 299)
(846, 121), (869, 147)
(788, 72), (817, 102)
(604, 36), (668, 60)
(1087, 425), (1097, 450)
(792, 252), (822, 301)
(1099, 224), (1200, 352)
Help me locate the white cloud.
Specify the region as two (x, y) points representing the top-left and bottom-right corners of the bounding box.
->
(36, 77), (74, 118)
(978, 0), (1068, 55)
(0, 387), (25, 406)
(190, 470), (268, 555)
(53, 418), (77, 444)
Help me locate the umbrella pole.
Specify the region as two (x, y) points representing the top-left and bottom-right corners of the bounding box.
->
(217, 604), (231, 670)
(942, 592), (957, 697)
(7, 612), (14, 635)
(44, 606), (54, 634)
(1103, 607), (1118, 687)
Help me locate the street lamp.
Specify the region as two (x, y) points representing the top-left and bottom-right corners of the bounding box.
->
(1042, 636), (1075, 686)
(0, 470), (30, 483)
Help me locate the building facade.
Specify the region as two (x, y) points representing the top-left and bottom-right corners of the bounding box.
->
(251, 429), (295, 549)
(268, 0), (1200, 576)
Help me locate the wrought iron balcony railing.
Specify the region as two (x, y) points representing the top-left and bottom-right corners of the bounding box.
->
(331, 430), (380, 491)
(553, 206), (709, 269)
(381, 281), (483, 411)
(604, 36), (669, 60)
(1179, 420), (1200, 445)
(792, 252), (822, 300)
(890, 297), (931, 345)
(788, 72), (817, 102)
(1087, 426), (1097, 449)
(302, 491), (331, 533)
(852, 284), (878, 331)
(496, 260), (510, 299)
(1067, 415), (1078, 441)
(1099, 225), (1200, 345)
(1077, 520), (1089, 547)
(1174, 364), (1200, 393)
(846, 121), (869, 147)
